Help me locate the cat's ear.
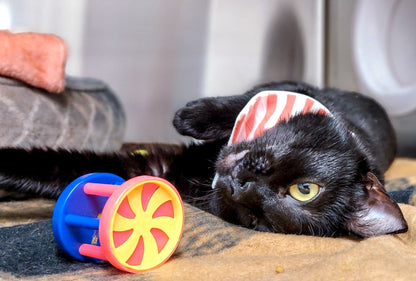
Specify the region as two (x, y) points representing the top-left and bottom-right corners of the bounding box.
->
(346, 172), (408, 237)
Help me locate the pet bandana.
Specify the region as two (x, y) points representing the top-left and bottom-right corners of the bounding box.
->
(228, 91), (333, 145)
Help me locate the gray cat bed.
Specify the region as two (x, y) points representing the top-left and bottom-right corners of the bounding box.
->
(0, 75), (125, 152)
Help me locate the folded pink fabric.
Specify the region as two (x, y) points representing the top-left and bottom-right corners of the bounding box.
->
(0, 30), (67, 93)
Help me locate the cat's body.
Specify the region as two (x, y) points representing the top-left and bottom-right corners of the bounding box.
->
(0, 81), (407, 237)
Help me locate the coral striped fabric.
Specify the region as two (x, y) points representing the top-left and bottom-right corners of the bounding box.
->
(228, 91), (332, 145)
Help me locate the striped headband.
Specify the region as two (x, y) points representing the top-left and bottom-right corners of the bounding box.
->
(228, 91), (332, 145)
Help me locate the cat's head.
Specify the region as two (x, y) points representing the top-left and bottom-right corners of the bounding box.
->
(211, 114), (407, 237)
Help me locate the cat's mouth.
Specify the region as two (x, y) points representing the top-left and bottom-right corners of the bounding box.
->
(247, 213), (275, 232)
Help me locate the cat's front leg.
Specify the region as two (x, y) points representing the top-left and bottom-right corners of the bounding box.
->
(0, 147), (145, 199)
(173, 94), (251, 140)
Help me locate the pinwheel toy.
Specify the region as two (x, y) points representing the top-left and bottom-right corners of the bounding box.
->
(52, 173), (184, 273)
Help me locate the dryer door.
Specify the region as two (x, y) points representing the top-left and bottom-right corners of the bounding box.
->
(353, 0), (416, 116)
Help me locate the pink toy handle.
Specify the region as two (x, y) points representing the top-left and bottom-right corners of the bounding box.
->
(79, 244), (107, 261)
(84, 183), (119, 197)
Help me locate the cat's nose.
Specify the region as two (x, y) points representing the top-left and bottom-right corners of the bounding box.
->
(213, 174), (258, 202)
(229, 179), (256, 202)
(214, 175), (247, 195)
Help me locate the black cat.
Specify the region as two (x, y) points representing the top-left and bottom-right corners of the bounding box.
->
(0, 81), (407, 238)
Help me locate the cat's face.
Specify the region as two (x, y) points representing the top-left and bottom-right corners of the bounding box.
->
(212, 115), (407, 237)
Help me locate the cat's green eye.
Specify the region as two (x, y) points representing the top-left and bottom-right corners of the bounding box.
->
(288, 183), (320, 202)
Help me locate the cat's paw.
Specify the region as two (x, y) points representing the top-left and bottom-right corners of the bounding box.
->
(173, 98), (233, 140)
(173, 99), (214, 139)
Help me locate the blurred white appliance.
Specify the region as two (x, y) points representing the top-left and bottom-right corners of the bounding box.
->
(353, 0), (416, 116)
(328, 0), (416, 155)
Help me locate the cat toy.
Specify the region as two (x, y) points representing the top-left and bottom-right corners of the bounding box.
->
(52, 173), (184, 273)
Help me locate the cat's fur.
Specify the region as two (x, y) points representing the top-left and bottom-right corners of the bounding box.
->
(0, 81), (407, 237)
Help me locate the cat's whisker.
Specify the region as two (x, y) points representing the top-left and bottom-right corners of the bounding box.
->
(307, 224), (315, 236)
(187, 178), (213, 188)
(180, 177), (222, 211)
(297, 221), (303, 235)
(262, 212), (284, 234)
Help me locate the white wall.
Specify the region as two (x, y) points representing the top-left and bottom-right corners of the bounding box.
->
(203, 0), (325, 97)
(82, 0), (210, 142)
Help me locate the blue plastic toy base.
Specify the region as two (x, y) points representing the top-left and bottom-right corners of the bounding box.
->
(52, 173), (125, 262)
